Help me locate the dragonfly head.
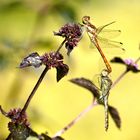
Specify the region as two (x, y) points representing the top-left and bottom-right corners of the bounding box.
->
(101, 69), (109, 77)
(82, 16), (90, 24)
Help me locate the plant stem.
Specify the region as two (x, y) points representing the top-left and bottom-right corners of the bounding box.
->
(21, 38), (66, 114)
(112, 56), (140, 88)
(0, 106), (8, 116)
(21, 66), (49, 113)
(55, 39), (67, 54)
(52, 100), (98, 138)
(135, 57), (140, 63)
(111, 70), (128, 88)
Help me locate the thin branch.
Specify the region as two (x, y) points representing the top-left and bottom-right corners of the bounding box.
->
(55, 39), (67, 54)
(135, 57), (140, 64)
(52, 100), (98, 138)
(21, 38), (66, 114)
(21, 66), (49, 113)
(112, 56), (140, 88)
(111, 70), (128, 88)
(0, 105), (8, 117)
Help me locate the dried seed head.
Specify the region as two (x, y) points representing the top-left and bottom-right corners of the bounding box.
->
(7, 108), (29, 126)
(54, 23), (83, 55)
(40, 52), (64, 69)
(54, 23), (82, 39)
(40, 52), (69, 81)
(19, 51), (69, 81)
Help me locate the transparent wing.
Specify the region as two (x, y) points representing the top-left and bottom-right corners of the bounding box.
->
(96, 21), (115, 33)
(96, 21), (121, 39)
(97, 29), (121, 39)
(86, 28), (124, 51)
(97, 36), (125, 51)
(88, 35), (125, 54)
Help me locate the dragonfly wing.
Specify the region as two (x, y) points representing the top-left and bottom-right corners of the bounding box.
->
(96, 21), (116, 34)
(97, 36), (124, 51)
(97, 29), (121, 39)
(96, 21), (121, 38)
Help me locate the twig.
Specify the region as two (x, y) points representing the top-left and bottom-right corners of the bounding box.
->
(112, 56), (140, 88)
(21, 39), (66, 114)
(55, 39), (67, 54)
(52, 100), (98, 138)
(0, 105), (8, 116)
(21, 66), (49, 113)
(135, 57), (140, 63)
(111, 70), (128, 88)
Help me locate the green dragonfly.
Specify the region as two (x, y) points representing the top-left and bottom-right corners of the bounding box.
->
(98, 69), (112, 131)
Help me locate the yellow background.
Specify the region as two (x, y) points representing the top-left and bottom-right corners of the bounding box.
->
(0, 0), (140, 140)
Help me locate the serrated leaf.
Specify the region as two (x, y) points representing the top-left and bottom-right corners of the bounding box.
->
(108, 105), (121, 129)
(56, 64), (69, 82)
(69, 78), (100, 98)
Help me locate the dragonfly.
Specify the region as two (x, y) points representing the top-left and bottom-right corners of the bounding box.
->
(98, 69), (112, 131)
(82, 16), (124, 73)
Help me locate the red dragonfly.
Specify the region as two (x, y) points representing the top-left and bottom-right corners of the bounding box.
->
(82, 16), (124, 73)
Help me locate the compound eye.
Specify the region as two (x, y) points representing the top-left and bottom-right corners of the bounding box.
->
(82, 16), (90, 24)
(101, 69), (109, 77)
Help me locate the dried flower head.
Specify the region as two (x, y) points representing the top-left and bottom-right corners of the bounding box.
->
(7, 121), (31, 140)
(0, 106), (31, 139)
(7, 108), (29, 126)
(54, 23), (83, 55)
(110, 57), (140, 73)
(41, 52), (69, 81)
(19, 52), (69, 82)
(40, 52), (64, 68)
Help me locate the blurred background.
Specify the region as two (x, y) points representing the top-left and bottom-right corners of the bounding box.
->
(0, 0), (140, 139)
